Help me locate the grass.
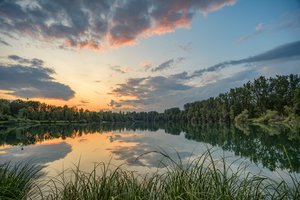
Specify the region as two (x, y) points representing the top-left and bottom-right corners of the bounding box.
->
(0, 162), (41, 200)
(1, 150), (299, 200)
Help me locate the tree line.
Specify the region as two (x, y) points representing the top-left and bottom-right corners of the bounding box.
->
(0, 74), (299, 124)
(0, 99), (164, 122)
(166, 74), (300, 124)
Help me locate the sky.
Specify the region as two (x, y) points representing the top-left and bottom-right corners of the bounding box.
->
(0, 0), (300, 112)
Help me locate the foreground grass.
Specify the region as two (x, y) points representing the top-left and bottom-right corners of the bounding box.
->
(1, 151), (299, 200)
(0, 162), (41, 200)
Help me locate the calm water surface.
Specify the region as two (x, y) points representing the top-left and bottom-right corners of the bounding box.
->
(0, 123), (299, 182)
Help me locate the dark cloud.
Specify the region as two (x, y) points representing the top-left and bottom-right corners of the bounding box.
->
(179, 42), (192, 52)
(151, 57), (186, 72)
(241, 40), (300, 63)
(0, 55), (75, 100)
(111, 76), (191, 98)
(110, 144), (192, 168)
(8, 54), (46, 68)
(80, 100), (89, 104)
(0, 0), (235, 50)
(0, 38), (10, 46)
(110, 65), (129, 74)
(169, 72), (189, 80)
(109, 0), (151, 46)
(152, 59), (174, 72)
(108, 100), (122, 108)
(189, 40), (300, 79)
(110, 75), (192, 108)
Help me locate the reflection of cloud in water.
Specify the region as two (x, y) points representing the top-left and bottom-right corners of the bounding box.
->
(78, 138), (88, 143)
(0, 142), (72, 165)
(108, 131), (198, 168)
(107, 134), (122, 143)
(110, 144), (193, 168)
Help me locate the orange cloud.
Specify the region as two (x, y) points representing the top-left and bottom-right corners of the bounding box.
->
(107, 34), (138, 47)
(150, 15), (192, 35)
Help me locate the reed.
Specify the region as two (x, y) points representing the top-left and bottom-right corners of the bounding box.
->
(1, 150), (299, 200)
(0, 162), (41, 200)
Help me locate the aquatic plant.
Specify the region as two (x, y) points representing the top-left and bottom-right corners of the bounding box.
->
(1, 150), (299, 200)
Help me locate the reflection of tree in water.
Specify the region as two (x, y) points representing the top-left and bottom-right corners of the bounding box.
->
(0, 123), (161, 146)
(0, 122), (299, 172)
(183, 123), (300, 173)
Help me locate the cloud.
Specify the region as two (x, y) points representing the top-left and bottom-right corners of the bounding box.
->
(0, 38), (10, 46)
(0, 142), (72, 165)
(0, 55), (75, 100)
(8, 54), (46, 67)
(151, 59), (174, 72)
(108, 0), (151, 47)
(149, 0), (235, 35)
(111, 76), (191, 97)
(108, 99), (122, 108)
(80, 100), (90, 104)
(110, 75), (193, 109)
(140, 60), (153, 71)
(274, 11), (300, 31)
(193, 41), (300, 80)
(239, 12), (300, 42)
(239, 40), (300, 62)
(110, 65), (130, 74)
(174, 69), (261, 107)
(151, 57), (186, 72)
(0, 0), (235, 50)
(255, 23), (264, 32)
(110, 143), (192, 168)
(107, 132), (197, 168)
(239, 23), (264, 41)
(189, 40), (300, 79)
(179, 42), (192, 52)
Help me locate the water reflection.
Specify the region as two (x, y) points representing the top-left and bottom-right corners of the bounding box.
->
(182, 123), (300, 172)
(0, 122), (299, 172)
(0, 142), (71, 165)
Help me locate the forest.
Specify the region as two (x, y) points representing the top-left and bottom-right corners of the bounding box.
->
(0, 74), (300, 126)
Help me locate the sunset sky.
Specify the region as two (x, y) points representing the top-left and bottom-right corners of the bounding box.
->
(1, 0), (300, 111)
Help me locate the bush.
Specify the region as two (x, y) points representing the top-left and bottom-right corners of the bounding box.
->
(234, 109), (249, 124)
(254, 110), (283, 124)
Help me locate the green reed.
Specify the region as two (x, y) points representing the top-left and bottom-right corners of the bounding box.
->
(1, 150), (299, 200)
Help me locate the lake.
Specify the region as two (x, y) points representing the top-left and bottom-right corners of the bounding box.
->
(0, 122), (299, 182)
